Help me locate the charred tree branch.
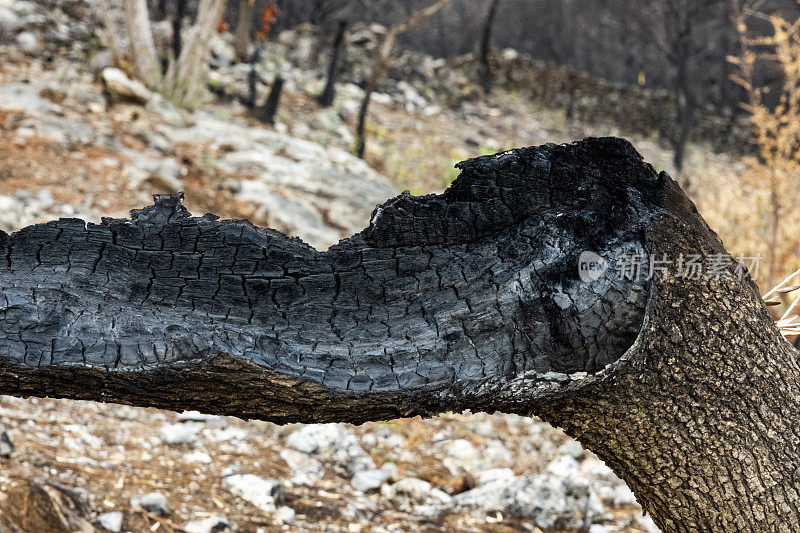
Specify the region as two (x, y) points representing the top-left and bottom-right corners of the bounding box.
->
(1, 138), (799, 530)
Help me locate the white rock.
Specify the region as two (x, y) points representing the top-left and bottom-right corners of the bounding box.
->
(222, 474), (284, 512)
(280, 448), (324, 485)
(558, 438), (585, 459)
(580, 456), (618, 481)
(286, 424), (374, 477)
(443, 439), (478, 461)
(454, 474), (604, 529)
(380, 461), (401, 483)
(610, 484), (639, 506)
(275, 506), (296, 525)
(546, 455), (581, 478)
(102, 67), (154, 104)
(474, 468), (514, 486)
(177, 410), (220, 423)
(159, 423), (199, 445)
(98, 511), (123, 532)
(484, 439), (513, 466)
(0, 8), (19, 34)
(184, 451), (212, 464)
(126, 155), (182, 192)
(638, 514), (662, 532)
(157, 111), (396, 250)
(0, 84), (96, 148)
(381, 478), (451, 508)
(351, 469), (388, 492)
(15, 31), (38, 52)
(131, 492), (169, 516)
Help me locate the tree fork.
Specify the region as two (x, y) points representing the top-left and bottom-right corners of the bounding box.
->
(1, 137), (798, 531)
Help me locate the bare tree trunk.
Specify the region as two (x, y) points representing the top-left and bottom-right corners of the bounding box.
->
(355, 0), (453, 158)
(672, 96), (694, 173)
(317, 19), (348, 107)
(245, 45), (262, 109)
(477, 0), (499, 94)
(164, 0), (226, 107)
(234, 0), (255, 62)
(565, 70), (577, 122)
(255, 75), (283, 124)
(124, 0), (162, 89)
(1, 138), (799, 530)
(172, 0), (188, 61)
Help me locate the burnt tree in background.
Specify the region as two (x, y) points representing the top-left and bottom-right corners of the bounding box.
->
(631, 0), (728, 173)
(355, 0), (454, 158)
(172, 0), (187, 60)
(317, 19), (348, 107)
(255, 75), (283, 124)
(477, 0), (499, 94)
(2, 137), (800, 530)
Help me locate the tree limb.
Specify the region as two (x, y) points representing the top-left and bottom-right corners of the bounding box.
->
(0, 138), (653, 423)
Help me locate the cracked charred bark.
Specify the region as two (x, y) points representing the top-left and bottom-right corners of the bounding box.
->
(0, 137), (798, 531)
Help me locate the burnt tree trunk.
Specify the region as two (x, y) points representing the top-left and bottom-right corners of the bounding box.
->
(0, 137), (799, 530)
(172, 0), (187, 60)
(317, 19), (348, 107)
(354, 0), (453, 158)
(245, 45), (262, 108)
(254, 75), (283, 124)
(477, 0), (499, 94)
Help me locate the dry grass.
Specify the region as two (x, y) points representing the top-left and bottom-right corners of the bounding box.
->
(763, 268), (800, 338)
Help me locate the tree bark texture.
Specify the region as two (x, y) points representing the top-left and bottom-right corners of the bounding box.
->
(163, 0), (225, 107)
(1, 137), (799, 531)
(234, 0), (255, 63)
(124, 0), (162, 89)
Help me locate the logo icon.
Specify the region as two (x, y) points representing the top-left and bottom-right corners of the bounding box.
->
(578, 251), (608, 282)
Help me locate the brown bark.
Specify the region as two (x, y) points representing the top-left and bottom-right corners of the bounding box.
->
(1, 138), (798, 530)
(234, 0), (256, 62)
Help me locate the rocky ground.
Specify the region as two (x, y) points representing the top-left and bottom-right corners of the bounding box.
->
(0, 1), (751, 531)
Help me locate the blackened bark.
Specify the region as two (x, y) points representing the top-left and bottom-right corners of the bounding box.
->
(172, 0), (187, 60)
(477, 0), (499, 94)
(354, 88), (371, 158)
(254, 75), (283, 124)
(317, 20), (348, 107)
(245, 46), (262, 108)
(1, 137), (798, 530)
